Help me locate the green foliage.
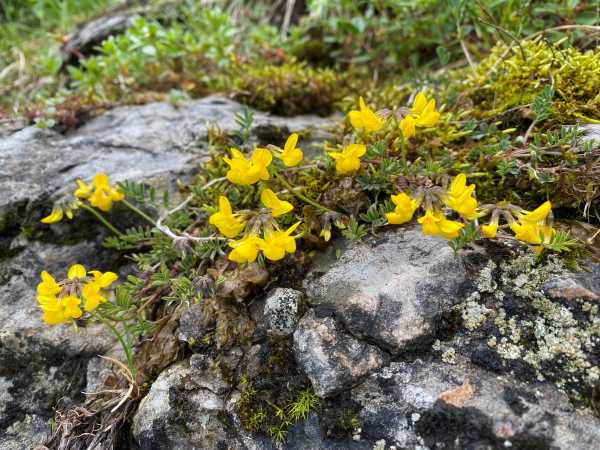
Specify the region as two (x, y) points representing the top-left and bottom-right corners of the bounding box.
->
(341, 216), (368, 240)
(543, 230), (579, 253)
(67, 11), (234, 101)
(287, 0), (598, 75)
(287, 389), (320, 422)
(449, 222), (480, 254)
(532, 85), (555, 123)
(233, 106), (255, 145)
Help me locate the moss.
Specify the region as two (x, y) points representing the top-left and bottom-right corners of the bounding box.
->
(232, 62), (345, 116)
(234, 340), (316, 442)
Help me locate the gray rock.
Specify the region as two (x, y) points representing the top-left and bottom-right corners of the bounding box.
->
(293, 310), (388, 398)
(0, 95), (332, 444)
(0, 95), (332, 238)
(132, 361), (239, 450)
(0, 240), (116, 442)
(264, 288), (302, 337)
(304, 226), (467, 353)
(0, 413), (48, 450)
(351, 357), (600, 450)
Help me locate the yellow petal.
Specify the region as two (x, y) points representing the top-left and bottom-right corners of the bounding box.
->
(519, 201), (552, 224)
(218, 196), (233, 215)
(41, 208), (63, 224)
(284, 133), (298, 153)
(481, 223), (498, 238)
(400, 115), (416, 138)
(412, 92), (428, 115)
(67, 264), (87, 280)
(93, 173), (110, 188)
(74, 179), (92, 198)
(251, 148), (273, 167)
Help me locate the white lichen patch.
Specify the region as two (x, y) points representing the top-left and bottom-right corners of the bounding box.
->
(461, 251), (600, 401)
(462, 300), (492, 330)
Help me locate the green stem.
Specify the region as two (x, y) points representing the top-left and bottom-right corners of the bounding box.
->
(92, 311), (134, 373)
(80, 204), (125, 237)
(122, 199), (157, 226)
(275, 173), (336, 214)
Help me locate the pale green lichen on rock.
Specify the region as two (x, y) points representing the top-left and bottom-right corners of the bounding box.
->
(460, 250), (600, 404)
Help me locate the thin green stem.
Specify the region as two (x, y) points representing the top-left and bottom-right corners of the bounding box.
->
(122, 199), (156, 226)
(91, 311), (134, 373)
(275, 172), (336, 214)
(80, 204), (125, 237)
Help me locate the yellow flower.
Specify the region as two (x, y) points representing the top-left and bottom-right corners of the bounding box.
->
(88, 173), (124, 212)
(61, 296), (83, 320)
(348, 96), (384, 132)
(223, 148), (272, 185)
(36, 265), (116, 325)
(385, 192), (419, 225)
(481, 222), (498, 238)
(74, 179), (92, 198)
(399, 115), (416, 139)
(328, 143), (366, 174)
(67, 263), (87, 280)
(38, 297), (65, 325)
(260, 221), (301, 261)
(37, 271), (62, 297)
(411, 92), (440, 127)
(228, 234), (262, 264)
(261, 189), (293, 217)
(209, 196), (246, 238)
(417, 209), (464, 239)
(445, 174), (481, 220)
(510, 222), (553, 246)
(278, 133), (303, 167)
(41, 207), (63, 224)
(82, 271), (118, 312)
(517, 201), (552, 224)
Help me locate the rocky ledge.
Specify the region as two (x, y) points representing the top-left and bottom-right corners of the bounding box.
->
(0, 96), (333, 449)
(1, 100), (599, 449)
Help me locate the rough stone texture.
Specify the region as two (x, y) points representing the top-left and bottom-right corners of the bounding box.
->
(294, 310), (388, 397)
(264, 288), (302, 337)
(0, 95), (333, 238)
(0, 96), (332, 447)
(351, 357), (600, 450)
(304, 226), (467, 353)
(0, 240), (116, 446)
(133, 357), (369, 450)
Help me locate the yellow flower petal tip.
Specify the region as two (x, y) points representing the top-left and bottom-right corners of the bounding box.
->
(41, 208), (63, 224)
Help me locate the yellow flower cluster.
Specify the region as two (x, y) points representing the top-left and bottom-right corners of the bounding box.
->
(209, 191), (300, 263)
(75, 173), (124, 211)
(334, 93), (441, 176)
(37, 264), (117, 325)
(383, 172), (556, 250)
(347, 93), (440, 141)
(399, 92), (441, 139)
(224, 148), (272, 185)
(41, 173), (124, 224)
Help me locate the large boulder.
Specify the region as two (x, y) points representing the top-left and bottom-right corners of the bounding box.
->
(303, 227), (467, 353)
